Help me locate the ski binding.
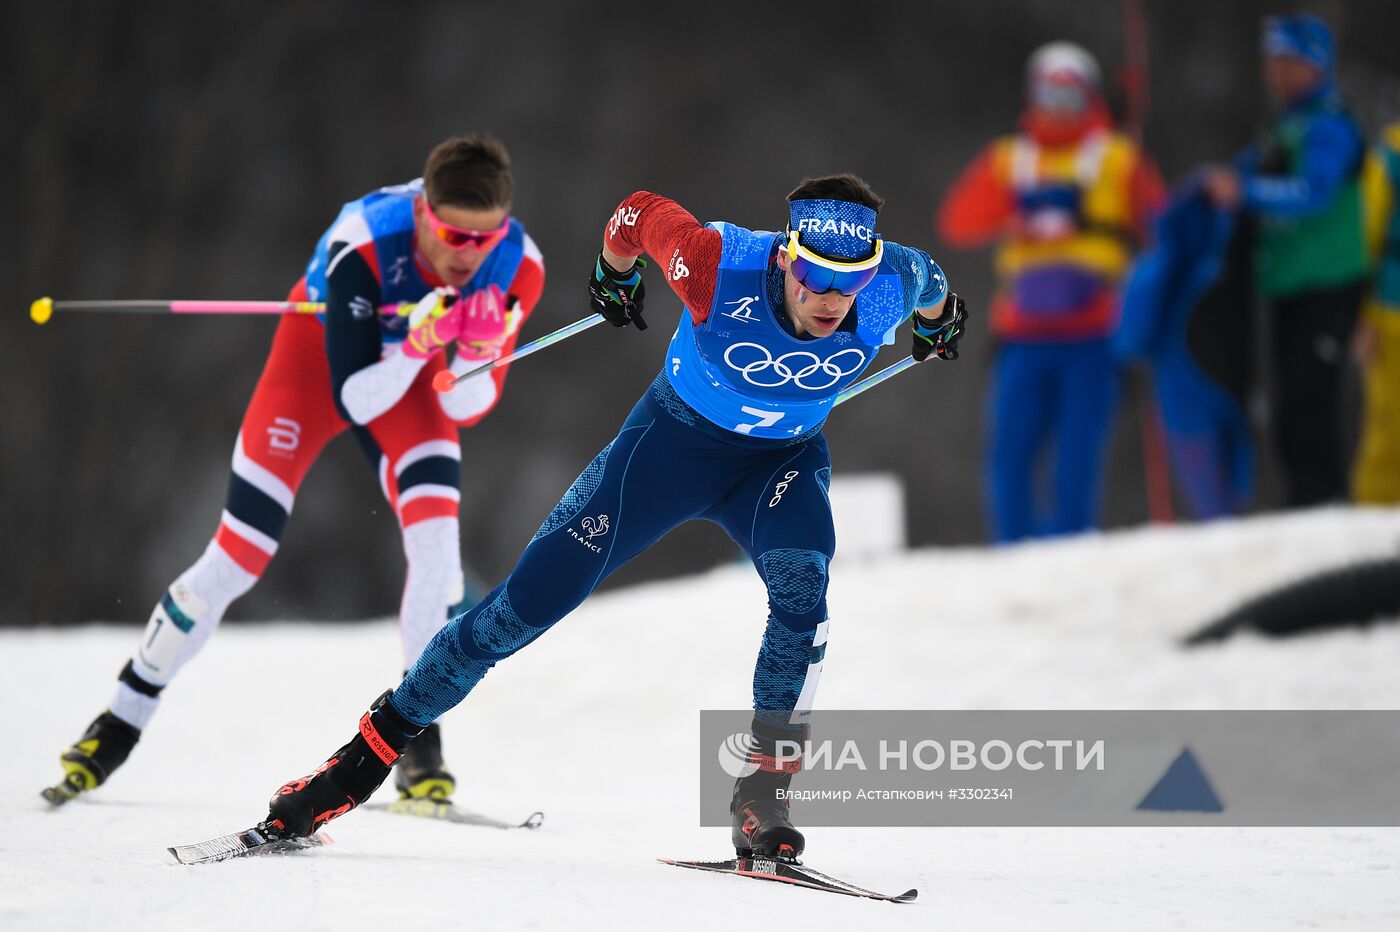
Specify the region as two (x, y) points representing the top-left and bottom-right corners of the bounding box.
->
(168, 825), (332, 865)
(363, 798), (544, 829)
(659, 855), (917, 903)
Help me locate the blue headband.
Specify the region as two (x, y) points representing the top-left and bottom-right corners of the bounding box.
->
(1261, 15), (1335, 74)
(787, 198), (879, 260)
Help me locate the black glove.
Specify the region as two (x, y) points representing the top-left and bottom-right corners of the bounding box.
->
(588, 254), (648, 330)
(911, 291), (967, 361)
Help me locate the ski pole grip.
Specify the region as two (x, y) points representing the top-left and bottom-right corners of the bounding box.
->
(30, 297), (54, 325)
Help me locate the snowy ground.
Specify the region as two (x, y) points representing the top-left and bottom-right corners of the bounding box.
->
(5, 507), (1400, 931)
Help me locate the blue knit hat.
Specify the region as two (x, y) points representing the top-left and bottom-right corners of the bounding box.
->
(787, 199), (879, 261)
(1261, 14), (1335, 75)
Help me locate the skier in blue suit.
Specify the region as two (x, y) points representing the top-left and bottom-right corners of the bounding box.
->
(258, 175), (967, 860)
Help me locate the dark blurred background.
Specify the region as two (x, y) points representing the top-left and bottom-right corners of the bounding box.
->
(8, 0), (1400, 625)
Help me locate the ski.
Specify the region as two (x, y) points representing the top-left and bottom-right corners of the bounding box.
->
(659, 856), (917, 903)
(168, 825), (332, 865)
(363, 798), (544, 829)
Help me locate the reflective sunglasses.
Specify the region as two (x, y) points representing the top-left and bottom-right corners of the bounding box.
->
(421, 197), (509, 251)
(784, 230), (884, 296)
(1029, 76), (1089, 114)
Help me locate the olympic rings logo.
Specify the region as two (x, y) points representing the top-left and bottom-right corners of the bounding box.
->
(722, 343), (867, 391)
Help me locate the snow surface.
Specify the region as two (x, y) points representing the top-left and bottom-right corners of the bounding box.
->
(5, 507), (1400, 931)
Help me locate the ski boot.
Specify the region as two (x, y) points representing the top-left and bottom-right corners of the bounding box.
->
(42, 711), (141, 805)
(731, 757), (805, 861)
(393, 722), (456, 800)
(264, 689), (423, 838)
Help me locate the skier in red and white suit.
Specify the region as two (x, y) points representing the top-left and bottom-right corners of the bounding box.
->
(47, 135), (544, 806)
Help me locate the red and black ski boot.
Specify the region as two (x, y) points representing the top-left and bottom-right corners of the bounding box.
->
(265, 690), (423, 838)
(730, 744), (805, 861)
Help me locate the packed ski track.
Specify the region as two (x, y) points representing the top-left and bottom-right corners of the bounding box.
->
(5, 507), (1400, 930)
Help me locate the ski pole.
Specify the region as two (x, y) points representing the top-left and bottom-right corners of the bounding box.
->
(29, 297), (414, 325)
(435, 325), (931, 399)
(433, 313), (608, 393)
(832, 355), (921, 407)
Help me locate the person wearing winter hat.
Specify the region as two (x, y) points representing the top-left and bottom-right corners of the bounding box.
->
(1201, 14), (1367, 507)
(938, 41), (1164, 542)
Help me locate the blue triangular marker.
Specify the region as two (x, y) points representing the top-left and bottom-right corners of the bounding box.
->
(1136, 746), (1224, 813)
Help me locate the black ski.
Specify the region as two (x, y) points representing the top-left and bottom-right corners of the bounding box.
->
(363, 798), (544, 829)
(659, 856), (917, 903)
(168, 825), (332, 865)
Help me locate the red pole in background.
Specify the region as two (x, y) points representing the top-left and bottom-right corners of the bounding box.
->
(1121, 0), (1176, 525)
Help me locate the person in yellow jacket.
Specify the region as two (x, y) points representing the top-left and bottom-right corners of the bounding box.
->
(937, 41), (1164, 541)
(1352, 122), (1400, 503)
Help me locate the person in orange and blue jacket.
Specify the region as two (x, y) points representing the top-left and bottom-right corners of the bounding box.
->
(938, 41), (1164, 543)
